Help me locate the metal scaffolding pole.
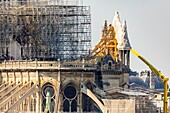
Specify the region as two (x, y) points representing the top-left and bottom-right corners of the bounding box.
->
(0, 1), (91, 61)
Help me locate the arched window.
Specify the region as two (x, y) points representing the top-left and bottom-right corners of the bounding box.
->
(63, 100), (69, 112)
(63, 84), (77, 112)
(41, 83), (55, 112)
(108, 61), (112, 70)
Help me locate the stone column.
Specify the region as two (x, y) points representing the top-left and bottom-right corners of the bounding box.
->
(122, 50), (125, 65)
(13, 71), (16, 83)
(79, 72), (83, 113)
(27, 97), (31, 112)
(127, 50), (130, 67)
(56, 71), (60, 113)
(27, 71), (30, 83)
(59, 94), (63, 112)
(6, 72), (9, 83)
(20, 72), (23, 83)
(36, 70), (40, 113)
(57, 61), (61, 113)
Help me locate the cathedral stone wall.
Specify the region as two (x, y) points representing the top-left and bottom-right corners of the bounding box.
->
(0, 60), (96, 112)
(0, 72), (2, 84)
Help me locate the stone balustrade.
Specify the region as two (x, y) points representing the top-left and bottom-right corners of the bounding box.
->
(0, 60), (96, 70)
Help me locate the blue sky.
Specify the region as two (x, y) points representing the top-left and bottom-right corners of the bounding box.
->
(83, 0), (170, 82)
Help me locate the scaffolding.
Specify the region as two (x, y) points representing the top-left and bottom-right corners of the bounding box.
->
(0, 1), (91, 60)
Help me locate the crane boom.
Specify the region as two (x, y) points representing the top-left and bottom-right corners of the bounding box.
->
(130, 48), (169, 113)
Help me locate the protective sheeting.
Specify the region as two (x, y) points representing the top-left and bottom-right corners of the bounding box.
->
(102, 99), (135, 113)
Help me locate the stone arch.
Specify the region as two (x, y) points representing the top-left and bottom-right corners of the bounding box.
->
(62, 80), (79, 90)
(81, 84), (106, 113)
(40, 78), (58, 90)
(82, 80), (94, 112)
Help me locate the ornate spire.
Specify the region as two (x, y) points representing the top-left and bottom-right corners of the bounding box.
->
(120, 20), (131, 50)
(112, 11), (121, 30)
(112, 12), (131, 50)
(102, 20), (108, 37)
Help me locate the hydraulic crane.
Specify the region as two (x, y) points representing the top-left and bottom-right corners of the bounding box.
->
(130, 49), (169, 113)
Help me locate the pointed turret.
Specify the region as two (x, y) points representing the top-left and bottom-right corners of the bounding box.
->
(120, 20), (131, 50)
(102, 20), (108, 37)
(112, 12), (131, 67)
(112, 12), (122, 51)
(112, 12), (121, 28)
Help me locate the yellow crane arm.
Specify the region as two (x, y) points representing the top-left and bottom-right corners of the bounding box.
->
(130, 48), (169, 113)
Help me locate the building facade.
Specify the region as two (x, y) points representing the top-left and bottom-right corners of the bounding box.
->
(0, 2), (164, 112)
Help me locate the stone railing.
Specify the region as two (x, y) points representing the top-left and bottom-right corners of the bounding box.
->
(0, 60), (60, 70)
(0, 60), (96, 70)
